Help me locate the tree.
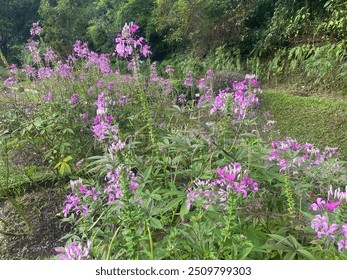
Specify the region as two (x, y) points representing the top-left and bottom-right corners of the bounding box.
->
(39, 0), (96, 56)
(0, 0), (41, 62)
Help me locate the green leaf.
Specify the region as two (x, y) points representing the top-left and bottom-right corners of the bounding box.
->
(59, 162), (71, 175)
(297, 249), (316, 260)
(149, 218), (163, 229)
(164, 197), (184, 212)
(268, 234), (293, 247)
(180, 201), (189, 220)
(284, 251), (296, 260)
(27, 166), (36, 177)
(63, 156), (73, 162)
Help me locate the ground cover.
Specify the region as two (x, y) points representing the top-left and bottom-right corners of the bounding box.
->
(260, 90), (347, 159)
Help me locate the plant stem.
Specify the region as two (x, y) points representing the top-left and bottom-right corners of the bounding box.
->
(146, 221), (154, 260)
(106, 226), (121, 260)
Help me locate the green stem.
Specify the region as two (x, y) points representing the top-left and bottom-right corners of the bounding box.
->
(106, 226), (121, 260)
(0, 229), (29, 237)
(284, 173), (296, 222)
(0, 49), (9, 68)
(146, 222), (154, 260)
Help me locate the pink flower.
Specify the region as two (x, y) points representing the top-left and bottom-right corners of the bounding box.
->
(30, 22), (42, 36)
(69, 93), (80, 105)
(324, 201), (341, 212)
(141, 44), (151, 57)
(130, 23), (139, 34)
(338, 239), (347, 252)
(311, 215), (339, 242)
(55, 239), (91, 260)
(43, 91), (53, 102)
(310, 197), (325, 211)
(165, 65), (174, 74)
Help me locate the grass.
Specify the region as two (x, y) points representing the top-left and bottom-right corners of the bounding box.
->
(260, 90), (347, 159)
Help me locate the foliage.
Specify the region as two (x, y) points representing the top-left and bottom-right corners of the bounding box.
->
(39, 0), (96, 56)
(0, 0), (41, 63)
(1, 13), (347, 260)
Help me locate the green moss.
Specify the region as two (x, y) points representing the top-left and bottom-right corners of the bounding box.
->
(260, 90), (347, 159)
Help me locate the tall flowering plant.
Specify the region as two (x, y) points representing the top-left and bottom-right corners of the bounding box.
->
(187, 162), (258, 211)
(309, 185), (347, 253)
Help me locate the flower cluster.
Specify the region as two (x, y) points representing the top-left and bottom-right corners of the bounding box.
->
(55, 239), (91, 260)
(30, 22), (42, 37)
(310, 186), (347, 252)
(197, 70), (214, 105)
(268, 137), (338, 173)
(72, 41), (112, 76)
(311, 215), (339, 242)
(210, 76), (261, 120)
(165, 65), (174, 74)
(114, 22), (151, 59)
(92, 92), (123, 147)
(186, 162), (258, 210)
(183, 71), (194, 88)
(311, 215), (347, 252)
(310, 185), (347, 213)
(148, 62), (173, 95)
(311, 197), (341, 212)
(105, 165), (140, 204)
(69, 93), (80, 105)
(63, 179), (100, 218)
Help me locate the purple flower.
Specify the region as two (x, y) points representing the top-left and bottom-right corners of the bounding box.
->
(37, 67), (53, 79)
(55, 239), (91, 260)
(311, 215), (327, 232)
(311, 215), (339, 242)
(310, 197), (326, 211)
(141, 44), (151, 57)
(342, 224), (347, 238)
(43, 47), (57, 64)
(73, 40), (89, 58)
(92, 121), (109, 140)
(30, 22), (42, 36)
(130, 23), (139, 34)
(104, 166), (140, 204)
(165, 65), (174, 74)
(338, 239), (347, 252)
(43, 91), (53, 102)
(9, 64), (18, 74)
(324, 201), (341, 212)
(76, 159), (84, 169)
(22, 65), (37, 78)
(187, 162), (258, 210)
(63, 194), (79, 217)
(183, 71), (194, 87)
(63, 179), (99, 217)
(69, 93), (80, 105)
(4, 77), (17, 86)
(80, 113), (88, 119)
(57, 62), (73, 78)
(114, 23), (150, 59)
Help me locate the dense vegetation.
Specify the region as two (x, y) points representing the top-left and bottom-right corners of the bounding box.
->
(0, 1), (347, 260)
(1, 0), (346, 93)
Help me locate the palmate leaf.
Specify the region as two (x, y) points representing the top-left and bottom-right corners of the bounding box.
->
(264, 234), (316, 260)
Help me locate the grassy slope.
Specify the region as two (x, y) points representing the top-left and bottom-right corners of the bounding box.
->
(260, 90), (347, 159)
